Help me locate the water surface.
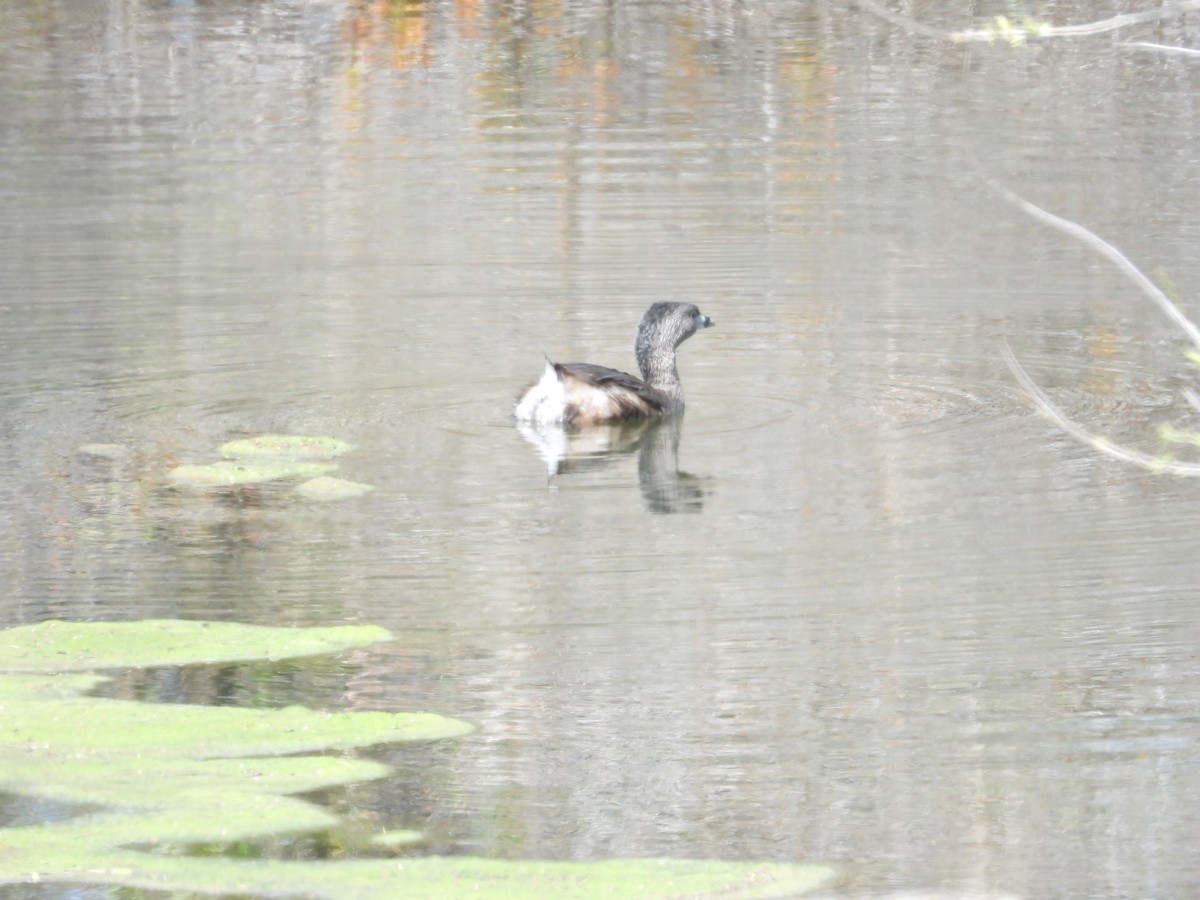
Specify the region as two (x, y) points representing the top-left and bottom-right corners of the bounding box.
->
(2, 2), (1200, 896)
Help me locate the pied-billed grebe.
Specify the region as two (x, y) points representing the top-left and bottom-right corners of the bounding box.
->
(514, 302), (714, 427)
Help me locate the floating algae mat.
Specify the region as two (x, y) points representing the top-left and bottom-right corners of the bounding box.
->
(0, 619), (395, 671)
(218, 434), (353, 460)
(0, 619), (834, 898)
(295, 474), (376, 500)
(166, 434), (373, 496)
(166, 458), (333, 487)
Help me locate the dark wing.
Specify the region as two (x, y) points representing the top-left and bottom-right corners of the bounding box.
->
(554, 362), (667, 425)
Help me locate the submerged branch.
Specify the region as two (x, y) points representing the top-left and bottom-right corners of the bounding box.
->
(1002, 344), (1200, 476)
(995, 186), (1200, 474)
(1024, 2), (1200, 37)
(1119, 41), (1200, 57)
(989, 183), (1200, 351)
(855, 0), (1200, 44)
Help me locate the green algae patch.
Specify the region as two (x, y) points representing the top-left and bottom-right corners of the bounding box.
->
(1, 686), (473, 759)
(296, 475), (376, 501)
(0, 619), (393, 671)
(0, 619), (833, 898)
(1, 754), (384, 844)
(219, 434), (353, 460)
(166, 459), (332, 487)
(165, 434), (372, 497)
(5, 854), (836, 899)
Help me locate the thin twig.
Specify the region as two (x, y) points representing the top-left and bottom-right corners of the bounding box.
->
(1119, 41), (1200, 57)
(988, 182), (1200, 351)
(854, 0), (1200, 43)
(993, 187), (1200, 474)
(1028, 1), (1200, 37)
(1002, 344), (1200, 475)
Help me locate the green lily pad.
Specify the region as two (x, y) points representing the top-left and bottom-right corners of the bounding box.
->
(0, 620), (834, 898)
(2, 851), (836, 898)
(167, 459), (332, 487)
(2, 682), (472, 759)
(1, 752), (390, 842)
(295, 475), (376, 500)
(0, 619), (393, 672)
(219, 434), (353, 460)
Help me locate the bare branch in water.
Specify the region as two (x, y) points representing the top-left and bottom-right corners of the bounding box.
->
(1002, 344), (1200, 476)
(1120, 41), (1200, 57)
(993, 187), (1200, 474)
(1030, 2), (1200, 37)
(854, 0), (1200, 44)
(989, 183), (1200, 351)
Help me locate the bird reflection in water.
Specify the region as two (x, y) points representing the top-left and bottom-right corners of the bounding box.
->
(516, 414), (708, 514)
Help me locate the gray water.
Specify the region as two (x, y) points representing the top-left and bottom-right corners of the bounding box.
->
(3, 1), (1200, 896)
